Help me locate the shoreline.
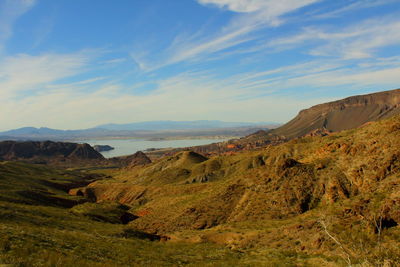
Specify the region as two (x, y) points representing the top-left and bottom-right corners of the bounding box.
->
(70, 135), (237, 142)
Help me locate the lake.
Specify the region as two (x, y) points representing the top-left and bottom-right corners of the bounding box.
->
(79, 138), (228, 158)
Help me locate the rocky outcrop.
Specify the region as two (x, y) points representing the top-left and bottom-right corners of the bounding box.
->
(107, 151), (152, 168)
(0, 141), (104, 161)
(128, 151), (152, 167)
(304, 128), (332, 137)
(93, 145), (114, 152)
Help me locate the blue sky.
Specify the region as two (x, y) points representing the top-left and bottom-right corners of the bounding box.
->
(0, 0), (400, 130)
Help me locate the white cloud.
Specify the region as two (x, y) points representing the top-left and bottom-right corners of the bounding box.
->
(2, 53), (400, 131)
(0, 70), (329, 130)
(198, 0), (272, 13)
(0, 0), (36, 53)
(0, 51), (97, 98)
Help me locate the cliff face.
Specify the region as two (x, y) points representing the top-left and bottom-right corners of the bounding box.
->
(272, 88), (400, 139)
(0, 141), (104, 161)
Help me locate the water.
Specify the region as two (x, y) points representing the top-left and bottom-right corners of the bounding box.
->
(79, 138), (227, 158)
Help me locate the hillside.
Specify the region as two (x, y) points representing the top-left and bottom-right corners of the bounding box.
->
(2, 116), (400, 265)
(271, 88), (400, 139)
(70, 115), (400, 265)
(0, 162), (248, 266)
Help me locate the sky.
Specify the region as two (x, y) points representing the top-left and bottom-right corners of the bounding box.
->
(0, 0), (400, 130)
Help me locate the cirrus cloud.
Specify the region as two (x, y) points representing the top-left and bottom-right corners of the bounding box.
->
(197, 0), (319, 15)
(0, 0), (36, 53)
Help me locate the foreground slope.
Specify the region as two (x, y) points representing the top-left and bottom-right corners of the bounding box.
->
(74, 115), (400, 265)
(0, 164), (342, 266)
(0, 162), (256, 266)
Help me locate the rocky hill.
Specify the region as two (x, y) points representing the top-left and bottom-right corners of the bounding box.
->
(93, 145), (114, 152)
(0, 140), (104, 162)
(109, 151), (152, 168)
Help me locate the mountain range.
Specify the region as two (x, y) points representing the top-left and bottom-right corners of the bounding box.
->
(0, 120), (277, 141)
(96, 120), (272, 131)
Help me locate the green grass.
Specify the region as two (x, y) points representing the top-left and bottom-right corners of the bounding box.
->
(0, 162), (242, 266)
(0, 161), (334, 266)
(0, 161), (99, 207)
(1, 200), (333, 266)
(0, 204), (241, 266)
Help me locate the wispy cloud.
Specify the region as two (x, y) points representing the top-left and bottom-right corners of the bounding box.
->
(0, 0), (36, 53)
(131, 0), (320, 71)
(197, 0), (319, 15)
(0, 51), (97, 98)
(264, 16), (400, 59)
(287, 65), (400, 88)
(198, 0), (274, 13)
(102, 58), (127, 65)
(32, 15), (54, 48)
(2, 53), (400, 131)
(310, 19), (400, 59)
(314, 0), (397, 19)
(234, 57), (400, 94)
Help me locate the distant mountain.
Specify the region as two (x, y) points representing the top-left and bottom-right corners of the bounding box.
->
(95, 120), (273, 131)
(0, 127), (115, 141)
(1, 127), (60, 135)
(0, 121), (277, 141)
